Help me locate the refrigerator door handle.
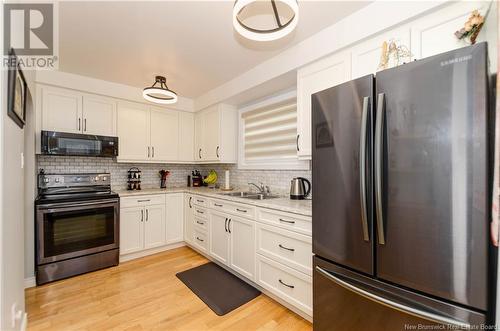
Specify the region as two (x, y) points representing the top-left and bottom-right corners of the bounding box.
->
(359, 96), (370, 242)
(375, 93), (386, 245)
(315, 266), (471, 329)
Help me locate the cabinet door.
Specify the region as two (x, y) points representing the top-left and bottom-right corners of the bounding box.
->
(297, 50), (351, 159)
(229, 216), (255, 280)
(184, 195), (194, 244)
(117, 102), (150, 161)
(150, 107), (179, 162)
(41, 86), (82, 133)
(194, 112), (204, 161)
(166, 193), (184, 244)
(411, 2), (489, 60)
(120, 206), (144, 255)
(82, 95), (117, 136)
(209, 211), (230, 265)
(179, 111), (194, 162)
(351, 27), (410, 79)
(202, 106), (220, 161)
(144, 204), (166, 249)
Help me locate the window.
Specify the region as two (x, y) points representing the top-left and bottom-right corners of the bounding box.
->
(238, 91), (309, 170)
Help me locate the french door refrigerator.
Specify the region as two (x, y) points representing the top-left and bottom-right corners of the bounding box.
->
(312, 42), (495, 330)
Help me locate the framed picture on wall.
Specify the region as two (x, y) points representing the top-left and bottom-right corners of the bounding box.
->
(7, 48), (27, 129)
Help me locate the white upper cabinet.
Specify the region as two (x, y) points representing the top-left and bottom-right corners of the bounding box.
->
(117, 101), (150, 161)
(150, 107), (179, 162)
(195, 103), (237, 163)
(178, 112), (194, 162)
(297, 50), (351, 160)
(351, 27), (411, 79)
(41, 86), (83, 134)
(411, 1), (490, 60)
(40, 85), (117, 136)
(82, 94), (117, 136)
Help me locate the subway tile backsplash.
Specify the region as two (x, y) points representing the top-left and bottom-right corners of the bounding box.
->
(36, 156), (311, 195)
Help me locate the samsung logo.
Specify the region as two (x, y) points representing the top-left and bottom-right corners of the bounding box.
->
(440, 55), (472, 66)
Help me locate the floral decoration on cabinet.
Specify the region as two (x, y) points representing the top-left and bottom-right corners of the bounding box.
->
(377, 40), (412, 71)
(455, 10), (485, 45)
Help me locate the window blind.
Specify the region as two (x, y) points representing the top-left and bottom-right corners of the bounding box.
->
(242, 101), (297, 162)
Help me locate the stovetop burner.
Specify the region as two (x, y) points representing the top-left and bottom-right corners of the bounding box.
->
(36, 172), (118, 204)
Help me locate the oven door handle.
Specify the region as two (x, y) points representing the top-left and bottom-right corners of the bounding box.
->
(37, 199), (119, 210)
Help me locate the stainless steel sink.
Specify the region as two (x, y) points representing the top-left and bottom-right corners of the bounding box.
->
(220, 191), (255, 197)
(218, 191), (280, 200)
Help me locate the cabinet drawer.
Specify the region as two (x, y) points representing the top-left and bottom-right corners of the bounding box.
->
(193, 196), (208, 207)
(193, 216), (208, 231)
(257, 208), (311, 235)
(256, 254), (312, 316)
(256, 223), (312, 275)
(193, 228), (208, 253)
(193, 206), (208, 219)
(120, 194), (165, 208)
(211, 199), (255, 219)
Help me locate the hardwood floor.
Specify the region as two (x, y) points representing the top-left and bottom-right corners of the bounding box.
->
(26, 246), (312, 331)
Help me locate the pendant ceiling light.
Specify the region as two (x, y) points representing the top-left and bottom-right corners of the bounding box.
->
(233, 0), (299, 42)
(143, 75), (178, 104)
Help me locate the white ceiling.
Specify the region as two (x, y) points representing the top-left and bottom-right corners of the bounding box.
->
(58, 1), (370, 98)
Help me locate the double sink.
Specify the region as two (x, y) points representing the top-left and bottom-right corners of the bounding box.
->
(219, 191), (280, 200)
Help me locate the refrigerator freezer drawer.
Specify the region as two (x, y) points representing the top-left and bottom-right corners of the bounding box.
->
(313, 256), (486, 331)
(256, 254), (312, 316)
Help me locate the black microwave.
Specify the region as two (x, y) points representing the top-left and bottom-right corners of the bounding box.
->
(41, 131), (118, 157)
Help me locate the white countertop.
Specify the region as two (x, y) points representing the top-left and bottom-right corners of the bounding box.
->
(114, 187), (312, 216)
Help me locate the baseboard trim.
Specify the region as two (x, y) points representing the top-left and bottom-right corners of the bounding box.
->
(24, 276), (36, 289)
(185, 243), (313, 322)
(120, 242), (186, 263)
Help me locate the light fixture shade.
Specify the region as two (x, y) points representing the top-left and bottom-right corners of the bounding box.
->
(143, 76), (178, 104)
(233, 0), (299, 42)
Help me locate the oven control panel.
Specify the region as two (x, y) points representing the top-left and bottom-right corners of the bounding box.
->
(38, 173), (111, 188)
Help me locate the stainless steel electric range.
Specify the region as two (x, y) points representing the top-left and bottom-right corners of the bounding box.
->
(35, 172), (119, 285)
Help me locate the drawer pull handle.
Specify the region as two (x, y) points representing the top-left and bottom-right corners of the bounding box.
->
(197, 200), (204, 203)
(278, 244), (295, 252)
(236, 208), (247, 213)
(214, 203), (223, 207)
(137, 199), (151, 202)
(196, 210), (204, 214)
(196, 221), (204, 225)
(279, 279), (294, 289)
(279, 218), (295, 224)
(196, 237), (204, 242)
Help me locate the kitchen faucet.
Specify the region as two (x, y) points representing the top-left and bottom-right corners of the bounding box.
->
(248, 182), (270, 194)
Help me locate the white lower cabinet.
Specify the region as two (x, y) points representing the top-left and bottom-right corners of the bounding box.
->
(229, 216), (255, 280)
(166, 193), (184, 244)
(120, 193), (186, 258)
(184, 194), (194, 245)
(144, 204), (166, 249)
(120, 206), (145, 255)
(185, 195), (312, 318)
(256, 254), (312, 316)
(209, 211), (230, 264)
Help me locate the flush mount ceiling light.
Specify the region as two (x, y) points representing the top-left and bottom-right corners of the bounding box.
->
(233, 0), (299, 42)
(143, 75), (178, 104)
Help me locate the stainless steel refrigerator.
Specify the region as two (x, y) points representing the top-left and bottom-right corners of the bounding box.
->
(312, 42), (495, 330)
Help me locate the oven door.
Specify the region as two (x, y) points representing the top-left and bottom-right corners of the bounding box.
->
(36, 198), (119, 265)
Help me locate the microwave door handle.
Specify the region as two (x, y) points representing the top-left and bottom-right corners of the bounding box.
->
(359, 96), (370, 242)
(375, 93), (386, 245)
(315, 266), (470, 329)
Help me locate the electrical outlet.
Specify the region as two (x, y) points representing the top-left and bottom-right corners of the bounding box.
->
(11, 303), (23, 329)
